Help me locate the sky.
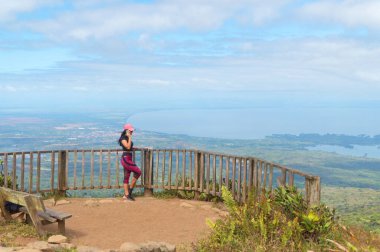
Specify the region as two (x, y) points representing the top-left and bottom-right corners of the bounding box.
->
(1, 0), (380, 114)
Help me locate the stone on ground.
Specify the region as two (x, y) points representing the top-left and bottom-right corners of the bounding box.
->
(119, 241), (176, 252)
(16, 249), (41, 252)
(119, 242), (140, 252)
(47, 235), (68, 244)
(26, 241), (51, 251)
(76, 245), (104, 252)
(55, 199), (71, 206)
(179, 202), (194, 209)
(84, 200), (100, 207)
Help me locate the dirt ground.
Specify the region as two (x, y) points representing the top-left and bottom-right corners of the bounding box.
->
(36, 197), (226, 250)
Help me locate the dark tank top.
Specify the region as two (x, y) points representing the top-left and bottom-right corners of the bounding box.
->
(119, 135), (133, 150)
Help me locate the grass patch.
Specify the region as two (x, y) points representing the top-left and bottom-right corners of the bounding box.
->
(55, 249), (77, 252)
(153, 189), (178, 199)
(0, 219), (38, 247)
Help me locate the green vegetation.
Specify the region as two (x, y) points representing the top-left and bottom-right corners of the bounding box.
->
(322, 186), (380, 234)
(0, 220), (38, 247)
(0, 159), (14, 188)
(153, 176), (221, 202)
(40, 189), (68, 205)
(154, 189), (221, 202)
(55, 249), (77, 252)
(153, 134), (380, 233)
(0, 219), (78, 251)
(196, 186), (380, 252)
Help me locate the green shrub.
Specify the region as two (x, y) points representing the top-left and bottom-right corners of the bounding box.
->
(300, 204), (335, 241)
(273, 186), (307, 219)
(0, 173), (13, 188)
(196, 186), (353, 251)
(273, 186), (335, 241)
(0, 159), (13, 188)
(177, 190), (195, 200)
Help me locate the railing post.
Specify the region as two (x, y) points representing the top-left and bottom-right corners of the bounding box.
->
(144, 149), (154, 196)
(276, 168), (287, 187)
(3, 153), (8, 188)
(305, 176), (321, 207)
(194, 151), (202, 200)
(58, 151), (67, 196)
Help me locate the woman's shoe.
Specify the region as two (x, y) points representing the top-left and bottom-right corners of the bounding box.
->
(127, 194), (135, 201)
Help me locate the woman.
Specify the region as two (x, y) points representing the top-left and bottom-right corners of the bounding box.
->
(119, 123), (141, 201)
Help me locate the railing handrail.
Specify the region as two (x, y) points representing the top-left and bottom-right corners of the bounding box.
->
(0, 147), (150, 156)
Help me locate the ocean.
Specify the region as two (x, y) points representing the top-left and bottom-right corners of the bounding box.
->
(128, 107), (380, 139)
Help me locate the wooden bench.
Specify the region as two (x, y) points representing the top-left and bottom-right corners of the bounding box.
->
(0, 187), (72, 235)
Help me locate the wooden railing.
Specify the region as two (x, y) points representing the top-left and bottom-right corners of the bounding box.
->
(0, 148), (321, 206)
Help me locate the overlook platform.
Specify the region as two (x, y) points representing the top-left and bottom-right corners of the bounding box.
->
(1, 147), (322, 250)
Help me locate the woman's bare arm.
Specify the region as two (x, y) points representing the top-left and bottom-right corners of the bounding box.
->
(121, 137), (132, 150)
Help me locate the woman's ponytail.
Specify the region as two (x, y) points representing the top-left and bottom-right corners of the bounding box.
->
(118, 130), (127, 146)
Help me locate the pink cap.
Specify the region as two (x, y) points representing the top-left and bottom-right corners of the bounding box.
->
(123, 123), (135, 132)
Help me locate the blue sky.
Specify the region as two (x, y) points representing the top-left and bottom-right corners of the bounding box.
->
(1, 0), (380, 112)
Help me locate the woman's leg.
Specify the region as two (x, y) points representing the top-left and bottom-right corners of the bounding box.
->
(121, 156), (132, 197)
(129, 166), (141, 189)
(124, 183), (129, 196)
(123, 169), (131, 197)
(130, 177), (137, 189)
(127, 165), (141, 199)
(123, 170), (132, 199)
(122, 154), (141, 200)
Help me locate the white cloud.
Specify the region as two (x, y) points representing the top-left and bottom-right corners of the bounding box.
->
(236, 0), (292, 26)
(72, 86), (89, 91)
(2, 0), (380, 102)
(2, 37), (380, 98)
(299, 0), (380, 29)
(1, 85), (18, 92)
(354, 71), (380, 82)
(0, 84), (30, 92)
(137, 34), (155, 51)
(25, 0), (292, 41)
(0, 0), (59, 22)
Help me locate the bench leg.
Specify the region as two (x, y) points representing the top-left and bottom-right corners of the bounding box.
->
(0, 195), (12, 221)
(26, 213), (32, 224)
(24, 195), (45, 236)
(58, 220), (65, 235)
